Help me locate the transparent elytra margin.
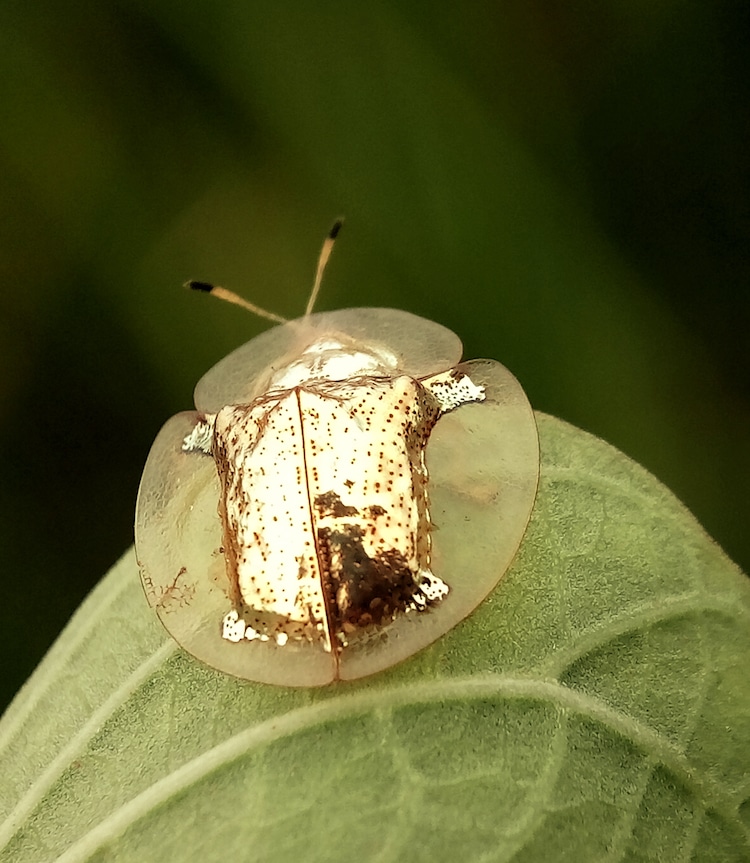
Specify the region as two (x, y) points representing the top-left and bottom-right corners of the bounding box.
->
(135, 307), (539, 686)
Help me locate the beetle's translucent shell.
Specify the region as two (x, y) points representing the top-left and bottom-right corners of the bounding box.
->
(135, 308), (539, 686)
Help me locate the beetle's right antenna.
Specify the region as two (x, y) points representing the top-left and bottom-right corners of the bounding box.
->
(305, 218), (344, 317)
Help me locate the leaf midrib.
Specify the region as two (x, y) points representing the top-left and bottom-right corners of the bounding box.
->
(12, 676), (744, 863)
(2, 588), (745, 858)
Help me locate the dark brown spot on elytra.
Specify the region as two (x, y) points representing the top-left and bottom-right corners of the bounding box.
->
(317, 524), (419, 633)
(314, 490), (359, 518)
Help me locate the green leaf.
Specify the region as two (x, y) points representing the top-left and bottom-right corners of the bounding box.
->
(1, 414), (748, 862)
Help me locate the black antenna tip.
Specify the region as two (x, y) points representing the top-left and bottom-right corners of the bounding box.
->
(185, 280), (215, 293)
(329, 218), (344, 240)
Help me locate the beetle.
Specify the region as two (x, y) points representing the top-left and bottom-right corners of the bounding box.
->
(135, 222), (539, 686)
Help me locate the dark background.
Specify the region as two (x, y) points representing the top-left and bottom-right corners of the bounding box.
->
(1, 0), (748, 712)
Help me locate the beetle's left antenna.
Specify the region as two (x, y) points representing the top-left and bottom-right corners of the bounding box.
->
(184, 280), (289, 325)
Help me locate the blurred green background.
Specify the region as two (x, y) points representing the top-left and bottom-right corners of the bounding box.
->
(0, 0), (747, 712)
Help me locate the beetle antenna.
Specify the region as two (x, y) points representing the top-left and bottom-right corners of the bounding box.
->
(305, 218), (344, 317)
(184, 281), (289, 325)
(185, 218), (343, 325)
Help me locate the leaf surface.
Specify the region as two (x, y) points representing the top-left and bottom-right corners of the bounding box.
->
(1, 414), (748, 862)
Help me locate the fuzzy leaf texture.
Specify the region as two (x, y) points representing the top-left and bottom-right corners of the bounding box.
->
(0, 414), (748, 863)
